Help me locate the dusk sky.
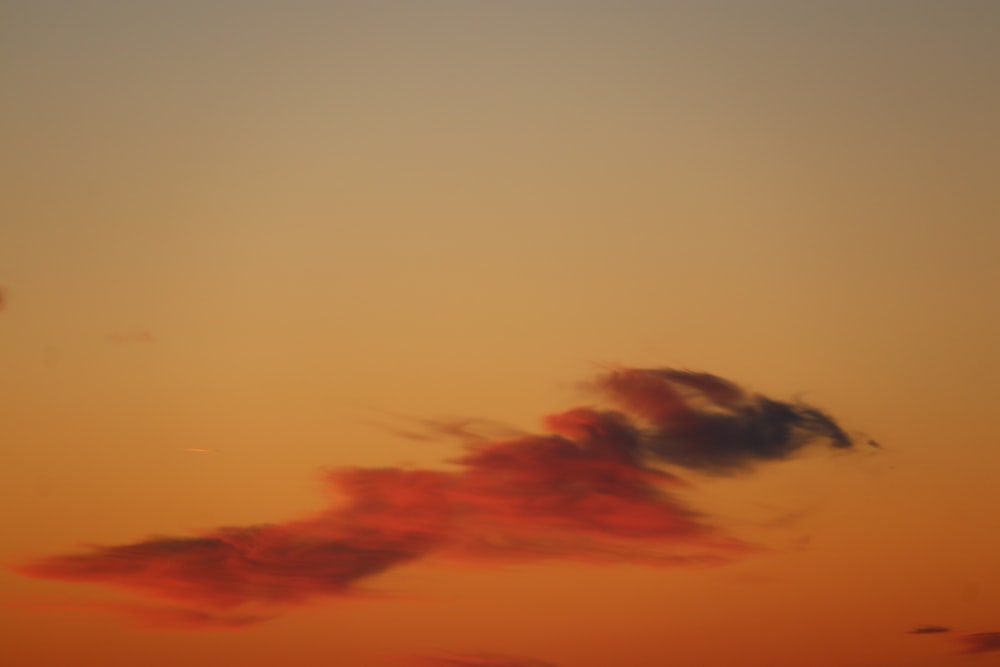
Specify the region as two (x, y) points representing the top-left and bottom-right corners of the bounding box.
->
(2, 2), (999, 666)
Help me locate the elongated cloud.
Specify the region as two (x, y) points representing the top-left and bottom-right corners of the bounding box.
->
(18, 529), (422, 610)
(961, 632), (1000, 654)
(909, 625), (950, 634)
(14, 599), (271, 630)
(13, 367), (856, 626)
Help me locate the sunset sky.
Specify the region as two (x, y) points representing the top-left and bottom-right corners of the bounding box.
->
(2, 2), (999, 666)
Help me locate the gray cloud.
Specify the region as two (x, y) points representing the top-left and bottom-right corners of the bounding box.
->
(596, 367), (854, 474)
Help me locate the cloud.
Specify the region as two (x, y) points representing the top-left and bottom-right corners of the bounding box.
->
(961, 632), (1000, 654)
(406, 653), (557, 667)
(371, 410), (525, 444)
(595, 367), (853, 474)
(13, 366), (857, 626)
(908, 625), (950, 634)
(18, 529), (420, 610)
(103, 602), (270, 629)
(11, 598), (271, 630)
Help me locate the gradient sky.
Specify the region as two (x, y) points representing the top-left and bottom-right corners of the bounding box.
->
(2, 2), (999, 666)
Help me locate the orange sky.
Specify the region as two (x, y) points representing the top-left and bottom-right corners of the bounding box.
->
(2, 2), (999, 666)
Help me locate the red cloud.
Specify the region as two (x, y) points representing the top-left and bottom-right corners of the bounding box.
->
(14, 367), (856, 626)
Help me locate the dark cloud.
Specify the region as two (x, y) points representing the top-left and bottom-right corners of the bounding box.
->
(961, 632), (1000, 654)
(14, 366), (856, 626)
(595, 367), (854, 474)
(908, 625), (950, 634)
(407, 653), (557, 667)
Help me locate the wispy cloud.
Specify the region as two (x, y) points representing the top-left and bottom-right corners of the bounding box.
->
(13, 367), (858, 627)
(12, 598), (271, 629)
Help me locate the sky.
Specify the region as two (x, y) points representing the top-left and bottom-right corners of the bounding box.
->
(1, 1), (999, 666)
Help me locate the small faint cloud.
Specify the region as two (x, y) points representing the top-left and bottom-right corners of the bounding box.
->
(908, 625), (950, 634)
(369, 412), (524, 445)
(11, 598), (270, 630)
(100, 601), (271, 629)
